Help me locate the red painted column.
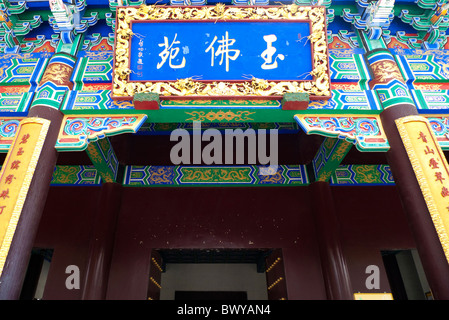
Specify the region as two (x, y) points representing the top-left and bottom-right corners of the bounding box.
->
(81, 182), (122, 300)
(381, 104), (449, 300)
(0, 106), (63, 300)
(362, 45), (449, 299)
(310, 181), (353, 299)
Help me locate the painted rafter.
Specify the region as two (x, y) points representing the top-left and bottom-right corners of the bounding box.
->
(0, 0), (42, 51)
(399, 0), (449, 49)
(342, 0), (395, 40)
(48, 0), (98, 44)
(416, 0), (445, 10)
(108, 0), (144, 11)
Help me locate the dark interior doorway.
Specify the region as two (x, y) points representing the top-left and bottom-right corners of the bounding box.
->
(149, 248), (278, 300)
(381, 249), (432, 300)
(20, 248), (53, 300)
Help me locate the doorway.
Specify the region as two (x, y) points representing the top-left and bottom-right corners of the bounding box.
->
(20, 248), (53, 300)
(382, 249), (432, 300)
(147, 248), (288, 300)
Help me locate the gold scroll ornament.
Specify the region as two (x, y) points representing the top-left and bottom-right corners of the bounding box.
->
(0, 118), (50, 277)
(396, 115), (449, 264)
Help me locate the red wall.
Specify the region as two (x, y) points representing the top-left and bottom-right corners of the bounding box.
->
(33, 184), (416, 300)
(332, 185), (416, 294)
(34, 186), (102, 300)
(105, 186), (325, 300)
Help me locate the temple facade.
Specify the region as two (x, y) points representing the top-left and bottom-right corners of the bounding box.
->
(0, 0), (448, 300)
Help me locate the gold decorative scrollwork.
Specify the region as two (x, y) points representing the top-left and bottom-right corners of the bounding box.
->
(113, 4), (330, 98)
(185, 110), (255, 121)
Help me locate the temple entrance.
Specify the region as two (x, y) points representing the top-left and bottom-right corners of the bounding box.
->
(147, 248), (288, 300)
(381, 249), (432, 300)
(19, 248), (53, 300)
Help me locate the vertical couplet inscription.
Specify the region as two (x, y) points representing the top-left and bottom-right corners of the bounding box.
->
(0, 118), (50, 277)
(396, 115), (449, 264)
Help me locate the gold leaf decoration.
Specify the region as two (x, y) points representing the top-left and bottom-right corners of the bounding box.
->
(113, 5), (330, 99)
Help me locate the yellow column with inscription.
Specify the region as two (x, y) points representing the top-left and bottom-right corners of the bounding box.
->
(396, 115), (449, 264)
(0, 118), (50, 277)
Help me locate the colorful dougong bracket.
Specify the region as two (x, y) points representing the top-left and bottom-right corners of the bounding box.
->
(55, 114), (147, 151)
(294, 114), (390, 152)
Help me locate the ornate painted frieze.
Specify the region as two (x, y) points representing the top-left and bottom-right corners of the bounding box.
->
(395, 50), (449, 83)
(329, 30), (360, 49)
(411, 90), (449, 110)
(51, 165), (102, 185)
(0, 53), (50, 89)
(122, 165), (309, 186)
(141, 100), (302, 123)
(330, 164), (395, 185)
(0, 92), (33, 114)
(137, 122), (300, 135)
(31, 83), (67, 110)
(71, 51), (113, 90)
(329, 50), (371, 88)
(48, 163), (401, 186)
(0, 0), (449, 159)
(61, 90), (133, 110)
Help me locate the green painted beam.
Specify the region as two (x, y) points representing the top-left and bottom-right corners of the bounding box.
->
(311, 137), (353, 182)
(48, 164), (396, 187)
(85, 137), (119, 183)
(51, 165), (102, 185)
(330, 164), (395, 185)
(122, 165), (309, 187)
